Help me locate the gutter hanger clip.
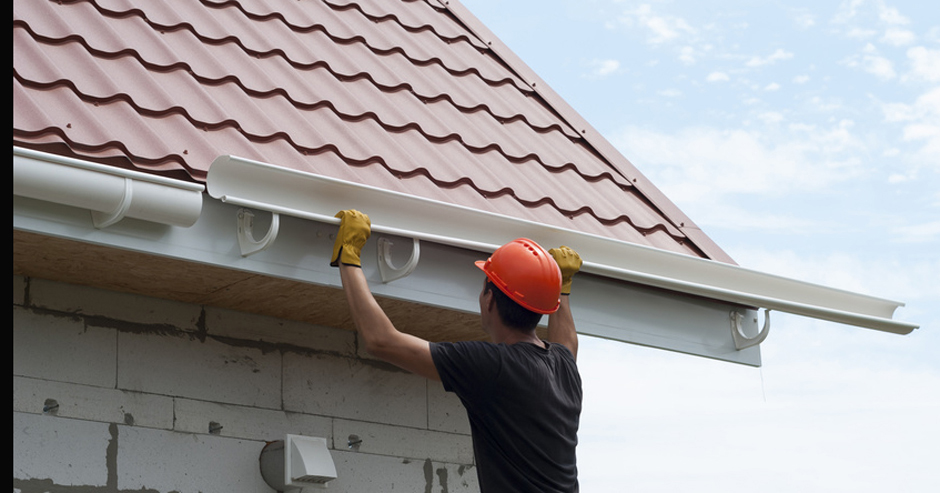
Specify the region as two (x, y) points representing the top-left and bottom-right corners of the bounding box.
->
(237, 208), (280, 257)
(731, 309), (770, 350)
(377, 237), (420, 283)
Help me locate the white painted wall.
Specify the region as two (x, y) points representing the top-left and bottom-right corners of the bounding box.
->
(12, 275), (479, 493)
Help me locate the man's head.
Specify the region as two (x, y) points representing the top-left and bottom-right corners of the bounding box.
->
(475, 238), (562, 332)
(481, 278), (543, 332)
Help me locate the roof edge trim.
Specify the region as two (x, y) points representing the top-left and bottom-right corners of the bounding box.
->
(206, 155), (918, 335)
(13, 146), (204, 227)
(439, 0), (736, 264)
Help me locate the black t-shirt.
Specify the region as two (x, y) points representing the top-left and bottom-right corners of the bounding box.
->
(430, 340), (582, 493)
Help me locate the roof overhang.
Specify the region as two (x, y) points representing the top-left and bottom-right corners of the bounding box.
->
(13, 148), (919, 368)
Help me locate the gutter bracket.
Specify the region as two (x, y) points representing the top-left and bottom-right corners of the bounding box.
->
(377, 237), (420, 283)
(731, 309), (770, 350)
(91, 178), (132, 228)
(237, 208), (280, 257)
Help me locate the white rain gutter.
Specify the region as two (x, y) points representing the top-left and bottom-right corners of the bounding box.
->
(13, 147), (203, 228)
(207, 155), (918, 335)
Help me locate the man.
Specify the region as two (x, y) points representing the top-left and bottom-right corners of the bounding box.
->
(332, 209), (582, 492)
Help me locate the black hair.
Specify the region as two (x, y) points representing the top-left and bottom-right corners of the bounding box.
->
(484, 279), (543, 332)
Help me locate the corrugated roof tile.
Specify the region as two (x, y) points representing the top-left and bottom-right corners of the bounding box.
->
(13, 0), (723, 259)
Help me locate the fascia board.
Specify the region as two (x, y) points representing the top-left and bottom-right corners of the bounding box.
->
(13, 190), (763, 366)
(206, 155), (918, 335)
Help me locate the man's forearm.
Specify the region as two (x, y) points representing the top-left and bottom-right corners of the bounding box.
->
(339, 263), (396, 350)
(547, 296), (577, 360)
(338, 263), (439, 380)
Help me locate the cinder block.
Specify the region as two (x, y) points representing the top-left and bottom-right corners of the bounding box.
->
(13, 412), (110, 487)
(329, 450), (479, 493)
(283, 352), (427, 428)
(13, 306), (116, 387)
(205, 306), (355, 356)
(117, 330), (281, 408)
(333, 419), (473, 464)
(13, 275), (26, 306)
(174, 397), (332, 443)
(30, 278), (202, 332)
(116, 425), (272, 493)
(13, 376), (173, 429)
(428, 380), (471, 435)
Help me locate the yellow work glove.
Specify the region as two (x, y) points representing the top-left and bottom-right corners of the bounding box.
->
(331, 209), (371, 267)
(549, 246), (582, 295)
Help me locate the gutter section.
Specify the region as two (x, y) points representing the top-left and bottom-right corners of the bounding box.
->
(13, 147), (204, 228)
(207, 155), (918, 335)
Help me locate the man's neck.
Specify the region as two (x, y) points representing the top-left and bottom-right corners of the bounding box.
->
(491, 327), (545, 348)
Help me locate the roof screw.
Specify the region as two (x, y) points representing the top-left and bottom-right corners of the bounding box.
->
(348, 434), (362, 451)
(209, 421), (223, 435)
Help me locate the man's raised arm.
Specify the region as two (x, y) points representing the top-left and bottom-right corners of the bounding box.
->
(547, 246), (582, 360)
(332, 210), (439, 381)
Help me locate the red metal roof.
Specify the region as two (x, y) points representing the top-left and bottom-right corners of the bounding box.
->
(13, 0), (733, 261)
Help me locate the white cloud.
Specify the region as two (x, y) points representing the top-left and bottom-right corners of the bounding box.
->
(585, 58), (621, 78)
(878, 5), (910, 25)
(887, 173), (907, 183)
(831, 0), (865, 24)
(793, 75), (810, 84)
(892, 221), (940, 244)
(609, 123), (865, 208)
(907, 46), (940, 82)
(810, 96), (843, 112)
(881, 28), (915, 46)
(678, 46), (696, 64)
(842, 43), (896, 79)
(759, 111), (785, 123)
(928, 26), (940, 44)
(793, 13), (815, 29)
(617, 3), (696, 44)
(657, 88), (683, 97)
(746, 48), (794, 67)
(846, 27), (878, 39)
(881, 87), (940, 161)
(706, 71), (730, 82)
(764, 82), (781, 91)
(865, 55), (897, 79)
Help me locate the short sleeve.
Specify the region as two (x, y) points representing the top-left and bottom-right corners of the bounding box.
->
(430, 341), (503, 404)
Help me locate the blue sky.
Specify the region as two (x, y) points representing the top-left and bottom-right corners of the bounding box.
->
(461, 1), (938, 491)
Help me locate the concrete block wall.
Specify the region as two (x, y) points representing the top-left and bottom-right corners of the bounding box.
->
(13, 275), (478, 493)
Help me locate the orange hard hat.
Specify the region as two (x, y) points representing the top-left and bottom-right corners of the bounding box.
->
(475, 238), (562, 314)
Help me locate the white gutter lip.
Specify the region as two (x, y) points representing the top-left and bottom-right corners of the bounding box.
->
(13, 146), (204, 228)
(206, 155), (918, 335)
